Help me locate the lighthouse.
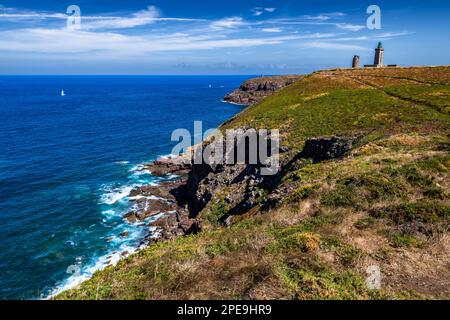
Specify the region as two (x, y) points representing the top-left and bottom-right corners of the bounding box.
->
(363, 42), (398, 68)
(373, 42), (384, 67)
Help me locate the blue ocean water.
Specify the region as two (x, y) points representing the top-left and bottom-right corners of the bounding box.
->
(0, 76), (247, 299)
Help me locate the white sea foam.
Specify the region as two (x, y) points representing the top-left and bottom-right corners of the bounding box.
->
(157, 153), (178, 160)
(128, 194), (164, 201)
(46, 154), (179, 299)
(45, 215), (162, 299)
(130, 164), (145, 172)
(129, 164), (155, 178)
(99, 185), (134, 205)
(133, 169), (152, 176)
(221, 99), (247, 106)
(46, 245), (137, 299)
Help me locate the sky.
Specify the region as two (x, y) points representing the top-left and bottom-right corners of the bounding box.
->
(0, 0), (449, 74)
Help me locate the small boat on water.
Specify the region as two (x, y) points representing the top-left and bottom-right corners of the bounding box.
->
(61, 90), (65, 97)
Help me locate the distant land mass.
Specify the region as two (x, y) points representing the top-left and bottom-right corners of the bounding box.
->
(58, 66), (450, 300)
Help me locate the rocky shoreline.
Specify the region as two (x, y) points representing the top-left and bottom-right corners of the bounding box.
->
(119, 76), (305, 246)
(123, 132), (358, 248)
(123, 155), (197, 245)
(106, 74), (313, 268)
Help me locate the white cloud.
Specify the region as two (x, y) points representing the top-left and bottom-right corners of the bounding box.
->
(303, 41), (369, 51)
(83, 6), (205, 30)
(262, 28), (282, 33)
(304, 12), (345, 21)
(332, 36), (370, 41)
(210, 17), (245, 29)
(0, 5), (409, 66)
(83, 6), (160, 29)
(0, 6), (67, 19)
(251, 7), (276, 16)
(252, 9), (263, 17)
(331, 31), (413, 42)
(0, 28), (329, 56)
(376, 31), (414, 39)
(304, 14), (330, 21)
(0, 6), (204, 30)
(335, 23), (365, 32)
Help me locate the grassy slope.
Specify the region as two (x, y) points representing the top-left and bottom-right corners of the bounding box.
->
(223, 67), (449, 149)
(58, 67), (450, 300)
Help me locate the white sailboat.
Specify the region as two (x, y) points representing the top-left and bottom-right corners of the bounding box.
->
(61, 90), (66, 97)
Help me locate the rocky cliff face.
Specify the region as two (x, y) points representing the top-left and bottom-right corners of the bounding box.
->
(223, 75), (302, 106)
(134, 133), (357, 240)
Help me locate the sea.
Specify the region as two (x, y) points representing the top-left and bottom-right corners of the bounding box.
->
(0, 75), (247, 299)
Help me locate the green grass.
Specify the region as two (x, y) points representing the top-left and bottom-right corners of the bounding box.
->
(203, 196), (230, 226)
(338, 246), (364, 268)
(372, 200), (450, 224)
(417, 155), (449, 173)
(389, 232), (425, 249)
(384, 165), (434, 188)
(321, 172), (407, 209)
(223, 68), (449, 150)
(424, 186), (447, 199)
(355, 216), (377, 229)
(285, 184), (318, 203)
(322, 184), (362, 208)
(268, 230), (320, 254)
(275, 259), (384, 300)
(385, 84), (450, 114)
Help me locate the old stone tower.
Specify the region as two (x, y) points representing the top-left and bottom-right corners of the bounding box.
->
(374, 41), (384, 67)
(363, 42), (397, 68)
(352, 55), (360, 68)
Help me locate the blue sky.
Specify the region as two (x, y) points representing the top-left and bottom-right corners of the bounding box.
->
(0, 0), (449, 74)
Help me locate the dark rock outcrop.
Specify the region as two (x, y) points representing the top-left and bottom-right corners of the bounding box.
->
(223, 75), (302, 106)
(300, 136), (357, 162)
(147, 210), (200, 242)
(141, 156), (191, 177)
(179, 135), (358, 224)
(128, 130), (357, 245)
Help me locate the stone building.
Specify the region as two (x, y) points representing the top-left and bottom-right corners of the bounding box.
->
(352, 55), (360, 68)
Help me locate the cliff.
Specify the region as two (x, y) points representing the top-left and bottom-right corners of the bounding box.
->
(58, 67), (450, 300)
(223, 75), (302, 105)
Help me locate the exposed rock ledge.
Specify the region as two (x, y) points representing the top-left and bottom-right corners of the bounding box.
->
(126, 135), (357, 245)
(223, 75), (302, 106)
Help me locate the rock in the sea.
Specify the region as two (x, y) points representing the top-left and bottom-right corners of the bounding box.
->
(129, 181), (182, 201)
(124, 198), (177, 223)
(124, 211), (138, 223)
(142, 156), (191, 177)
